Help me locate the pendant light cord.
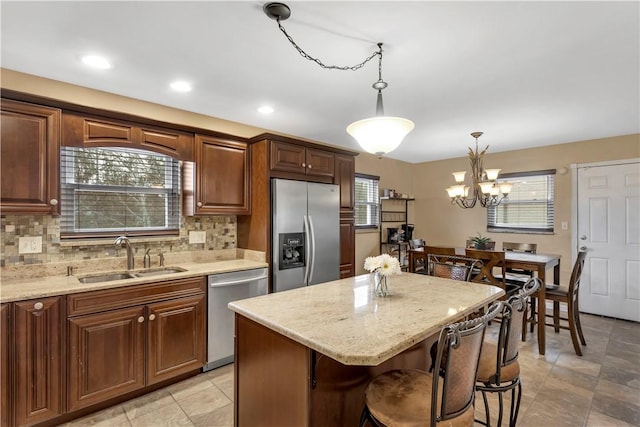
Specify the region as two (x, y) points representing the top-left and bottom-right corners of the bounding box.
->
(275, 17), (381, 71)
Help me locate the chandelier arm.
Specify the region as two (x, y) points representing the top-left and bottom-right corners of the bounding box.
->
(275, 18), (380, 71)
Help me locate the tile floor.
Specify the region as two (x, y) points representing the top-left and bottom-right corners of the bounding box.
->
(62, 312), (639, 427)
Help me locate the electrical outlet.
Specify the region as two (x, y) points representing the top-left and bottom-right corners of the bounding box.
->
(189, 230), (206, 244)
(19, 236), (43, 254)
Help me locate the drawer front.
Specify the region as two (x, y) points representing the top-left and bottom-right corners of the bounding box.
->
(67, 276), (206, 316)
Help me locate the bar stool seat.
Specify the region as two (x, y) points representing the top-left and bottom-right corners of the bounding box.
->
(364, 369), (474, 427)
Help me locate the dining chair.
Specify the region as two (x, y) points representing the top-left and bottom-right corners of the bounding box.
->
(465, 248), (519, 298)
(502, 242), (538, 285)
(427, 254), (482, 282)
(525, 251), (588, 356)
(408, 239), (426, 273)
(359, 302), (502, 427)
(475, 277), (541, 427)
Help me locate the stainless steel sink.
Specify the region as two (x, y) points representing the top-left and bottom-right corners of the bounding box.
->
(77, 272), (136, 283)
(132, 267), (187, 277)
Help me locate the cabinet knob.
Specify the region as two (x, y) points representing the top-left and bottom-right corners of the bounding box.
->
(137, 316), (145, 323)
(301, 163), (306, 168)
(49, 199), (58, 206)
(307, 164), (312, 169)
(148, 314), (156, 321)
(196, 201), (203, 207)
(33, 302), (44, 310)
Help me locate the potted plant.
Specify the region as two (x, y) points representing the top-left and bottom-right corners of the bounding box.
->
(471, 233), (493, 250)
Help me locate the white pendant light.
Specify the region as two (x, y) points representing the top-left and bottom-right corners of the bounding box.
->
(264, 3), (413, 157)
(346, 43), (414, 157)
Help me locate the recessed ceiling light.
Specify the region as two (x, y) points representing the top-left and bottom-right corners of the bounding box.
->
(81, 55), (112, 69)
(170, 81), (192, 92)
(257, 105), (274, 114)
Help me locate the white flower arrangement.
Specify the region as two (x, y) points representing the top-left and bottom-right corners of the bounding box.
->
(364, 253), (402, 277)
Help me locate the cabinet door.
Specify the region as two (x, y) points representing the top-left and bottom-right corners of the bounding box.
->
(339, 216), (356, 278)
(270, 141), (306, 174)
(14, 297), (64, 426)
(195, 135), (250, 215)
(1, 304), (10, 427)
(305, 148), (334, 178)
(1, 99), (60, 215)
(146, 294), (206, 385)
(67, 306), (145, 411)
(334, 154), (355, 211)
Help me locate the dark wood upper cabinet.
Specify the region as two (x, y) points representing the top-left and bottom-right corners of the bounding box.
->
(192, 135), (251, 215)
(270, 141), (335, 178)
(62, 112), (194, 160)
(0, 99), (61, 215)
(14, 297), (65, 427)
(334, 154), (355, 211)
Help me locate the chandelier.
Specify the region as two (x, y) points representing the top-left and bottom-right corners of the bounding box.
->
(263, 2), (414, 157)
(446, 132), (512, 208)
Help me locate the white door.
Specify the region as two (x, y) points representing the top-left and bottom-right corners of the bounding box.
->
(576, 160), (640, 321)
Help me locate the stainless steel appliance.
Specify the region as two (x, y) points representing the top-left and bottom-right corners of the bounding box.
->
(204, 267), (268, 371)
(271, 178), (340, 292)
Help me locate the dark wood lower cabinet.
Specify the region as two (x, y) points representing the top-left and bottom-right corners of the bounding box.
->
(67, 306), (146, 411)
(147, 294), (206, 385)
(14, 297), (64, 427)
(1, 304), (10, 427)
(234, 315), (434, 427)
(66, 278), (206, 416)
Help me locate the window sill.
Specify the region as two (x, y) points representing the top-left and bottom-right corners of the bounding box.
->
(59, 235), (181, 247)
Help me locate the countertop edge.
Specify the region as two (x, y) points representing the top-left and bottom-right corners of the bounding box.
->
(1, 259), (268, 303)
(229, 287), (504, 366)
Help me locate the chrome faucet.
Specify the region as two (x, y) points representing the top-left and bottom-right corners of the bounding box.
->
(114, 236), (134, 270)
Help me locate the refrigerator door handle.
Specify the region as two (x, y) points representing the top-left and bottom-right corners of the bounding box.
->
(303, 215), (311, 285)
(308, 215), (316, 283)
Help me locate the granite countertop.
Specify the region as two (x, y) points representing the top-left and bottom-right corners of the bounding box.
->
(229, 273), (504, 366)
(0, 251), (268, 303)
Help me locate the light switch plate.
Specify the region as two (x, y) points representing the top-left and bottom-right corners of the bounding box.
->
(19, 236), (43, 254)
(189, 230), (206, 244)
(561, 221), (568, 230)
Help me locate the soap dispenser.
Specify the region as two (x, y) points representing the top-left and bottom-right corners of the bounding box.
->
(143, 248), (151, 268)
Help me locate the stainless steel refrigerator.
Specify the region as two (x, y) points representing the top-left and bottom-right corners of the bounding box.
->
(271, 178), (340, 292)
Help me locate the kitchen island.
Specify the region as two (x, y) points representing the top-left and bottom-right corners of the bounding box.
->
(228, 272), (504, 426)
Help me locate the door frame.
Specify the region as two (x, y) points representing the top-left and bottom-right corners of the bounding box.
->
(570, 158), (640, 318)
(570, 158), (639, 261)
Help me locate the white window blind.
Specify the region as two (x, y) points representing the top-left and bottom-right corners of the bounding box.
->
(355, 173), (380, 228)
(60, 146), (180, 237)
(487, 170), (555, 234)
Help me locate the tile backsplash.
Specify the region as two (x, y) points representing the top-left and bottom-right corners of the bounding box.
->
(1, 215), (236, 266)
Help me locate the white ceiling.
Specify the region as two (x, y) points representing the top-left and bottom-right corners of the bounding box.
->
(1, 1), (638, 163)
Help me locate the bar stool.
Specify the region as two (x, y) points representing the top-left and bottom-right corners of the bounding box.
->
(476, 278), (541, 427)
(359, 302), (502, 427)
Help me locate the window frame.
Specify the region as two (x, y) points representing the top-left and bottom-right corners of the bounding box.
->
(60, 146), (181, 239)
(487, 169), (556, 234)
(354, 173), (380, 230)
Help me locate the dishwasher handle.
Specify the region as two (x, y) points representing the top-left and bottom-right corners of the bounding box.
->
(209, 274), (268, 288)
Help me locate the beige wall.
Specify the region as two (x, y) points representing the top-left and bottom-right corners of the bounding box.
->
(4, 69), (639, 283)
(356, 134), (639, 282)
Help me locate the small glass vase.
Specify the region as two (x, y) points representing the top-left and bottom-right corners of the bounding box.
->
(374, 271), (390, 297)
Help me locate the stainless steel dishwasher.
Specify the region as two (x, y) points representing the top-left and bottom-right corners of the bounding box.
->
(203, 267), (268, 371)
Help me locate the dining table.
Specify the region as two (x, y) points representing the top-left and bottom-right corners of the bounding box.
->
(408, 247), (561, 355)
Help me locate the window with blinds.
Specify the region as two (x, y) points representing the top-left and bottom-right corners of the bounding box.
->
(60, 146), (181, 237)
(487, 169), (555, 234)
(354, 173), (380, 229)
